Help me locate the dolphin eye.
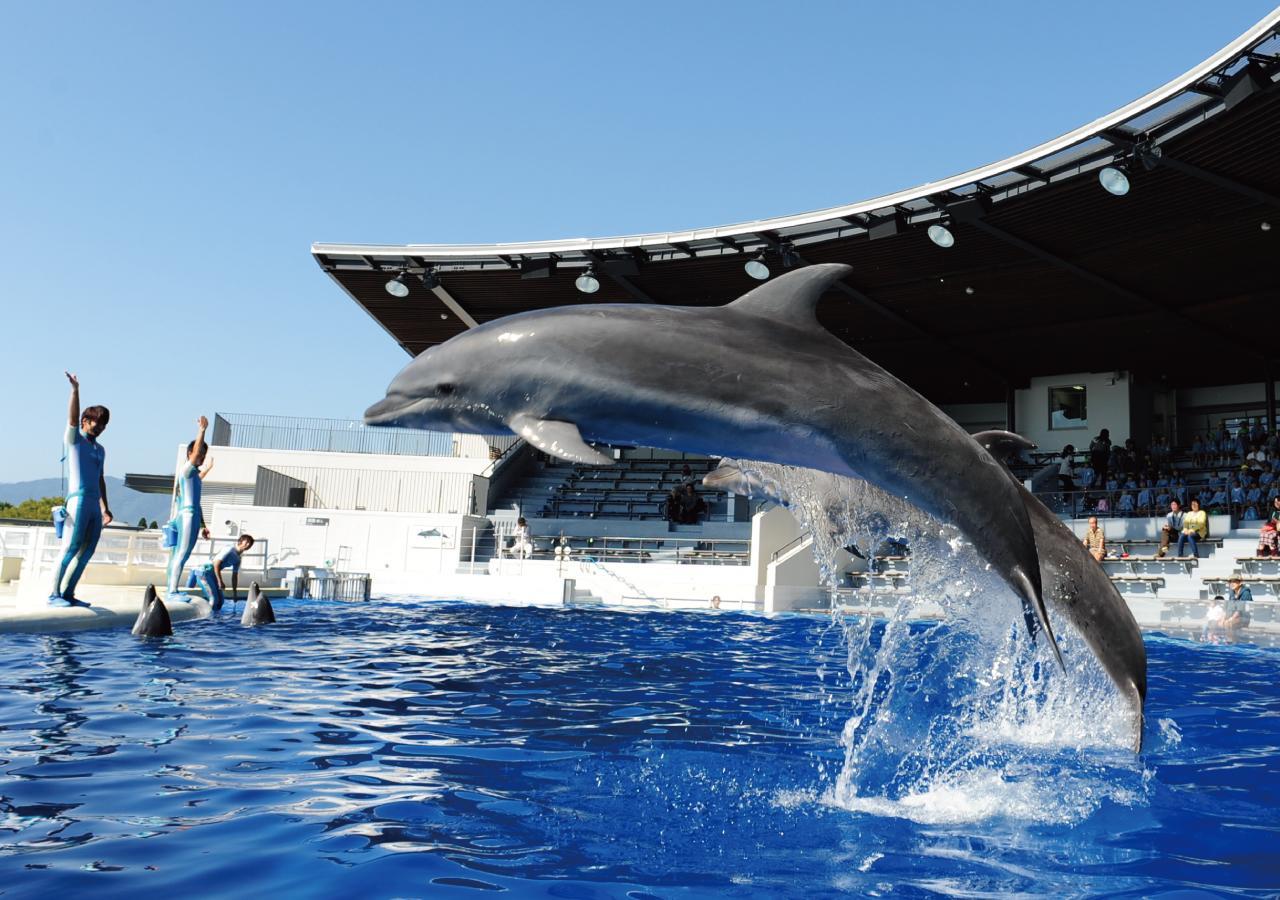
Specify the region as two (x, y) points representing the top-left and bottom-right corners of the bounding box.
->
(436, 383), (455, 396)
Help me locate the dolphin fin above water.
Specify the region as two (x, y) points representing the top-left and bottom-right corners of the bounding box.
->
(241, 582), (276, 626)
(508, 413), (613, 465)
(131, 584), (173, 637)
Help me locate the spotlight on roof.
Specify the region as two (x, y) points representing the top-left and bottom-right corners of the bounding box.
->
(1099, 166), (1130, 197)
(420, 267), (440, 290)
(384, 271), (411, 298)
(964, 286), (975, 296)
(575, 267), (600, 294)
(927, 224), (955, 249)
(744, 253), (770, 280)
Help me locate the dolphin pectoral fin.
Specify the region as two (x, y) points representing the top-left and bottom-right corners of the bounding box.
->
(1013, 566), (1065, 673)
(508, 414), (613, 466)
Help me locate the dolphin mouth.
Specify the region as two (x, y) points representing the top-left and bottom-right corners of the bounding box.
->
(364, 394), (417, 426)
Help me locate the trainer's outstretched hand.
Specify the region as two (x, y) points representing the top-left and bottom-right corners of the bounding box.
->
(65, 371), (79, 388)
(198, 415), (209, 430)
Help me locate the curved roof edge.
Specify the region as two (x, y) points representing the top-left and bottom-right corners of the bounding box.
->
(314, 9), (1280, 261)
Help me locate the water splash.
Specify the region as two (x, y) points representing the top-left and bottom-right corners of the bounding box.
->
(729, 458), (1146, 824)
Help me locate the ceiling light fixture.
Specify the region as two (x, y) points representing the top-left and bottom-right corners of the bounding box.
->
(420, 267), (440, 290)
(384, 271), (411, 298)
(744, 253), (770, 280)
(927, 224), (955, 248)
(1098, 166), (1131, 196)
(575, 267), (600, 294)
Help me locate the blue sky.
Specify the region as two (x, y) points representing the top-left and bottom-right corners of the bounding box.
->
(1, 1), (1274, 481)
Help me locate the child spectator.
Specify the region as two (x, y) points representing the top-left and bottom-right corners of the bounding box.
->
(1208, 487), (1229, 513)
(1203, 595), (1226, 643)
(1136, 481), (1153, 515)
(1258, 519), (1280, 557)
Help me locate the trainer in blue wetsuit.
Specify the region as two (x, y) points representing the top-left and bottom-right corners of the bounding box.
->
(186, 536), (253, 611)
(164, 416), (212, 601)
(49, 372), (113, 607)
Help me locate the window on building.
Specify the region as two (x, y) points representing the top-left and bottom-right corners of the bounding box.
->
(1049, 385), (1087, 430)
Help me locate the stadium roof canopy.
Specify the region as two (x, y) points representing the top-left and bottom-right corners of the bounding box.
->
(314, 12), (1280, 405)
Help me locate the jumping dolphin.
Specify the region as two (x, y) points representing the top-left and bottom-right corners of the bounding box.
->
(131, 584), (173, 637)
(713, 438), (1147, 752)
(241, 582), (275, 626)
(365, 263), (1049, 629)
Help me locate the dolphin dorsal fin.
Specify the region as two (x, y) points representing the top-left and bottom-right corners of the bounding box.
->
(728, 263), (852, 329)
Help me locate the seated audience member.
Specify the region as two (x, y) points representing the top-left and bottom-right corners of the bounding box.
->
(1207, 487), (1229, 513)
(1082, 516), (1105, 562)
(1117, 491), (1136, 515)
(1245, 504), (1260, 520)
(1104, 475), (1119, 493)
(1225, 576), (1253, 635)
(1095, 494), (1110, 516)
(1191, 434), (1205, 467)
(1136, 482), (1154, 515)
(1258, 519), (1280, 557)
(1202, 595), (1226, 643)
(1262, 466), (1276, 487)
(1177, 499), (1208, 558)
(677, 484), (707, 524)
(1078, 464), (1096, 490)
(1247, 484), (1264, 507)
(663, 487), (682, 524)
(1155, 489), (1171, 510)
(1231, 482), (1247, 507)
(1158, 500), (1183, 558)
(680, 464), (697, 489)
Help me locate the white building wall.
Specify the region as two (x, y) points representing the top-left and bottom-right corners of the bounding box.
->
(1015, 372), (1130, 454)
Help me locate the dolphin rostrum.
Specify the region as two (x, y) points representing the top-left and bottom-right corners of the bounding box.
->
(241, 582), (276, 626)
(714, 435), (1146, 751)
(365, 264), (1049, 628)
(131, 584), (173, 637)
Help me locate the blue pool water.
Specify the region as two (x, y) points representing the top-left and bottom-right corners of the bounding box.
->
(1, 599), (1279, 897)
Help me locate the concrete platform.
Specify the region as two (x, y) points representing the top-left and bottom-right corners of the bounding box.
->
(0, 584), (213, 634)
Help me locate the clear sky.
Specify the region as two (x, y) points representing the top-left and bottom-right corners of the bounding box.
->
(1, 1), (1274, 481)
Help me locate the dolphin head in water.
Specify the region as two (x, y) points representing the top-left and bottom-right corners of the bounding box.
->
(131, 584), (173, 638)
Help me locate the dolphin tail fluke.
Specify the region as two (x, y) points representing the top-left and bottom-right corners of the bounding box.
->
(1128, 681), (1146, 753)
(1013, 566), (1065, 673)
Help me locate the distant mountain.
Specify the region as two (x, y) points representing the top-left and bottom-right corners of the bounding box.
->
(0, 477), (170, 526)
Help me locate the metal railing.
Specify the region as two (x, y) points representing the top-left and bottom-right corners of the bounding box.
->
(491, 532), (751, 567)
(288, 571), (372, 602)
(1031, 486), (1268, 521)
(211, 412), (517, 459)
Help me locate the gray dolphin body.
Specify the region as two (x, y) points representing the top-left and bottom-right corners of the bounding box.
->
(131, 584), (173, 637)
(241, 582), (275, 626)
(715, 436), (1147, 752)
(366, 264), (1048, 626)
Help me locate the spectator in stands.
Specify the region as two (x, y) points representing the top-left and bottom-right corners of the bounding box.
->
(663, 487), (682, 524)
(680, 464), (696, 489)
(1259, 519), (1280, 557)
(1251, 419), (1266, 445)
(1078, 463), (1096, 490)
(677, 484), (707, 524)
(1247, 483), (1264, 510)
(1117, 491), (1136, 515)
(1248, 445), (1269, 470)
(1231, 480), (1247, 511)
(1089, 429), (1112, 484)
(1137, 481), (1154, 516)
(1082, 516), (1105, 562)
(1155, 487), (1171, 511)
(1206, 486), (1228, 514)
(1191, 434), (1206, 468)
(1157, 499), (1184, 558)
(1271, 495), (1280, 525)
(1095, 494), (1110, 516)
(710, 594), (722, 610)
(1177, 498), (1208, 558)
(1058, 446), (1077, 493)
(1203, 595), (1226, 643)
(1225, 576), (1253, 635)
(1261, 464), (1276, 488)
(511, 517), (532, 559)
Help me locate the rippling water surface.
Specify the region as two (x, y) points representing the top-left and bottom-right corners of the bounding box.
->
(2, 599), (1279, 897)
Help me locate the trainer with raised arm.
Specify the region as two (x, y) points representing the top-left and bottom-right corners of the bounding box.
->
(48, 372), (113, 606)
(164, 416), (213, 601)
